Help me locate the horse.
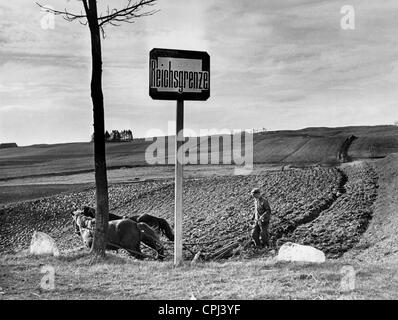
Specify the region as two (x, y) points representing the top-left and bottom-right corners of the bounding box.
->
(71, 210), (165, 260)
(131, 213), (174, 241)
(76, 206), (174, 241)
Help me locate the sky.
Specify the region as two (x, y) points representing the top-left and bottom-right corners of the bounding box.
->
(1, 0), (398, 146)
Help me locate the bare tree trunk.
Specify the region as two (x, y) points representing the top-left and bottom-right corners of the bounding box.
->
(37, 0), (159, 260)
(87, 0), (109, 258)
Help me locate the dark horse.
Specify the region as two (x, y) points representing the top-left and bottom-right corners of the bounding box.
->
(71, 211), (164, 260)
(76, 206), (174, 241)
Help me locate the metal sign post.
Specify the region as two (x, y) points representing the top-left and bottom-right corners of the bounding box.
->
(149, 48), (210, 266)
(174, 99), (184, 265)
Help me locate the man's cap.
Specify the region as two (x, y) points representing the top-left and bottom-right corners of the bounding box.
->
(251, 188), (261, 194)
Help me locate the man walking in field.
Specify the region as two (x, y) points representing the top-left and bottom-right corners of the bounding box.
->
(250, 188), (272, 247)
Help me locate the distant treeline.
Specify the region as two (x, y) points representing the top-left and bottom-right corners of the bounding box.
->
(91, 130), (133, 142)
(0, 143), (18, 149)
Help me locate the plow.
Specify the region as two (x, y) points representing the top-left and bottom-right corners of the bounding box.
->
(162, 229), (258, 262)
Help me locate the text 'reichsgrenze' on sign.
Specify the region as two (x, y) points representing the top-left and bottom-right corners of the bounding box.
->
(149, 48), (210, 101)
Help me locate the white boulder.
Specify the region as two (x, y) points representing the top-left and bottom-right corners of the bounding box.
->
(276, 242), (325, 263)
(29, 231), (60, 257)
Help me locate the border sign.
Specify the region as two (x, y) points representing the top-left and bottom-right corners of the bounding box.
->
(149, 48), (210, 266)
(149, 48), (210, 101)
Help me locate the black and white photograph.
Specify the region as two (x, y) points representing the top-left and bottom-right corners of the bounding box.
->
(1, 0), (398, 303)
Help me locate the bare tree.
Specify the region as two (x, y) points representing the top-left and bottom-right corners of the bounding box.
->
(37, 0), (158, 259)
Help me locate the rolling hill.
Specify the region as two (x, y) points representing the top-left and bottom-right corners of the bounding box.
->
(1, 125), (398, 181)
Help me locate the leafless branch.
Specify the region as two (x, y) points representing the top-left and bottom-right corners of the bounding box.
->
(82, 0), (89, 15)
(36, 0), (158, 38)
(36, 2), (87, 23)
(98, 0), (158, 28)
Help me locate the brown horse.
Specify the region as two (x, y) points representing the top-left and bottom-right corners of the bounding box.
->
(77, 206), (174, 241)
(71, 211), (164, 260)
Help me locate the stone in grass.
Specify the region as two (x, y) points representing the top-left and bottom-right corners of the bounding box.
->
(276, 242), (325, 263)
(29, 231), (60, 257)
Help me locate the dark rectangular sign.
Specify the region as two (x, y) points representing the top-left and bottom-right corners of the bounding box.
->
(149, 48), (210, 101)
